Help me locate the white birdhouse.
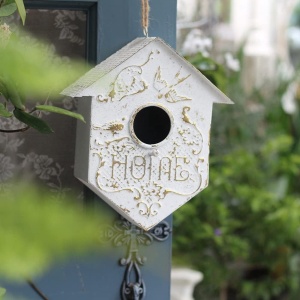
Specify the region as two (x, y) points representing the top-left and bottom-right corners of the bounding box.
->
(62, 37), (233, 230)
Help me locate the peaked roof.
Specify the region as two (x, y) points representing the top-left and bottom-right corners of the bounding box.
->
(61, 37), (233, 104)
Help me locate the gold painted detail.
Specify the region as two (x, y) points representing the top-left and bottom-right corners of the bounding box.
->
(178, 107), (204, 155)
(154, 66), (191, 102)
(182, 107), (195, 125)
(96, 51), (192, 105)
(138, 202), (162, 217)
(91, 133), (205, 218)
(97, 52), (154, 103)
(92, 119), (125, 136)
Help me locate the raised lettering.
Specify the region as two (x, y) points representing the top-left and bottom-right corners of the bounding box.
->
(159, 157), (172, 180)
(111, 154), (128, 180)
(174, 156), (190, 181)
(131, 156), (146, 180)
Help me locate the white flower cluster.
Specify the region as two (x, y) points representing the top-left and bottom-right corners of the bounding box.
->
(182, 29), (240, 72)
(282, 82), (297, 114)
(224, 52), (240, 72)
(0, 23), (11, 48)
(182, 29), (212, 57)
(278, 63), (298, 115)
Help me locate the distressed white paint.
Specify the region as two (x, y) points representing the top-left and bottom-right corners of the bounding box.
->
(62, 38), (232, 230)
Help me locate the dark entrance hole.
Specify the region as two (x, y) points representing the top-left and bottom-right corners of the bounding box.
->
(133, 106), (171, 145)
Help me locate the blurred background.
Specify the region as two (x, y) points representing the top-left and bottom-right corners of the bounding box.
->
(173, 0), (300, 299)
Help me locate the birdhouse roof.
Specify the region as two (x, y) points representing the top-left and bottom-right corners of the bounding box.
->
(61, 37), (233, 104)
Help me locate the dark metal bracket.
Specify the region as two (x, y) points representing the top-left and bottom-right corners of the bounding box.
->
(101, 218), (172, 300)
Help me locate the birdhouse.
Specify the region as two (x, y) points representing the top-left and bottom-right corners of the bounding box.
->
(62, 37), (233, 230)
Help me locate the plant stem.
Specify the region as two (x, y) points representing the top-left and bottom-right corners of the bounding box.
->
(26, 279), (49, 300)
(0, 126), (30, 133)
(220, 282), (228, 300)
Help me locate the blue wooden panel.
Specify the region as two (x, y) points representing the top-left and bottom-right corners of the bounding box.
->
(98, 0), (177, 62)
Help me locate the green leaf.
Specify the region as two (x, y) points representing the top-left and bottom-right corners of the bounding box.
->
(6, 81), (25, 110)
(0, 185), (109, 281)
(0, 78), (9, 99)
(0, 34), (88, 98)
(0, 288), (6, 298)
(13, 108), (53, 133)
(14, 0), (26, 25)
(0, 103), (12, 117)
(36, 105), (85, 122)
(0, 3), (17, 16)
(3, 0), (16, 4)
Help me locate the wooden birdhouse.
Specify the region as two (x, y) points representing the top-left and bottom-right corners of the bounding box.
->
(62, 37), (233, 230)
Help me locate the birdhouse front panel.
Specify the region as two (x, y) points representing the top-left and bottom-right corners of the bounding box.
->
(63, 38), (232, 230)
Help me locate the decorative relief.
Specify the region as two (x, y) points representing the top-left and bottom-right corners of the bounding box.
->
(90, 51), (206, 220)
(153, 66), (191, 103)
(97, 52), (154, 103)
(92, 118), (126, 136)
(96, 51), (192, 105)
(101, 217), (172, 300)
(91, 112), (204, 218)
(180, 106), (204, 155)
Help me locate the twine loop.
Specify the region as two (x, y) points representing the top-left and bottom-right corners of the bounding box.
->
(141, 0), (150, 37)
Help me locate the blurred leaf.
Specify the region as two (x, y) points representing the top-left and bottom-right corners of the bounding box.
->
(3, 0), (18, 6)
(0, 78), (9, 100)
(0, 103), (12, 117)
(0, 184), (108, 281)
(6, 81), (25, 110)
(0, 34), (89, 99)
(0, 3), (17, 17)
(0, 288), (5, 299)
(13, 109), (53, 133)
(14, 0), (26, 25)
(272, 176), (289, 200)
(36, 105), (85, 122)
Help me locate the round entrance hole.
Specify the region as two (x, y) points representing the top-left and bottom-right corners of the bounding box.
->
(132, 105), (172, 145)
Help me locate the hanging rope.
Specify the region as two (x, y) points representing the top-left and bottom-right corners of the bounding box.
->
(141, 0), (150, 37)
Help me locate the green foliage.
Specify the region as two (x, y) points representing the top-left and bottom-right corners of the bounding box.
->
(0, 288), (6, 300)
(0, 34), (88, 98)
(174, 51), (300, 299)
(36, 105), (85, 123)
(0, 1), (17, 18)
(0, 3), (88, 132)
(13, 0), (25, 24)
(290, 2), (300, 27)
(0, 3), (108, 295)
(0, 184), (109, 282)
(13, 109), (54, 133)
(3, 79), (25, 110)
(0, 33), (88, 133)
(0, 0), (25, 23)
(0, 104), (12, 117)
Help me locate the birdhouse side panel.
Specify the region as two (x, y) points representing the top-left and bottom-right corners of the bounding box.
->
(74, 96), (93, 184)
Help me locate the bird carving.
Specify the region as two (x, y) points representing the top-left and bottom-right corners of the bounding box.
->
(154, 66), (191, 102)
